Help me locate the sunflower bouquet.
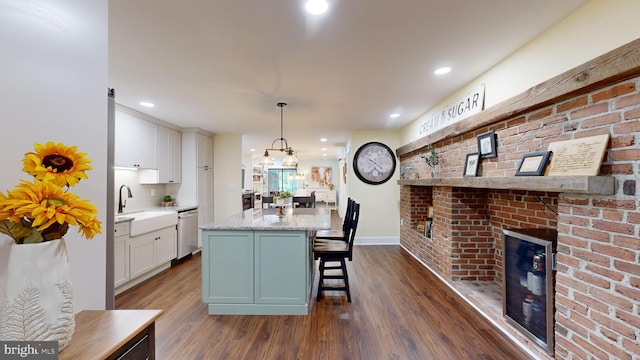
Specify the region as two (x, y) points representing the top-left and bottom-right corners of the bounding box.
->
(0, 142), (102, 244)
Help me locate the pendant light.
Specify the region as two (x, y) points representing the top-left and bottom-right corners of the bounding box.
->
(263, 102), (297, 167)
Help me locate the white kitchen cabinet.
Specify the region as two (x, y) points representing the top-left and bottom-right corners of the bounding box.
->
(155, 226), (178, 264)
(128, 232), (156, 280)
(168, 130), (214, 249)
(197, 167), (214, 248)
(197, 132), (213, 169)
(114, 109), (157, 168)
(113, 221), (130, 288)
(128, 226), (177, 280)
(139, 126), (182, 184)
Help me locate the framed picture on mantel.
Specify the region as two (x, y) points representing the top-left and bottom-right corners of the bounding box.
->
(477, 131), (497, 159)
(463, 153), (479, 177)
(515, 151), (552, 176)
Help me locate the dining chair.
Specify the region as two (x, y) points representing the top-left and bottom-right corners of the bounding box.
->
(262, 196), (273, 208)
(293, 196), (313, 208)
(313, 202), (360, 302)
(315, 197), (354, 241)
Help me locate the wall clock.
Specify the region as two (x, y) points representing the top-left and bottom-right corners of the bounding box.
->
(353, 142), (397, 185)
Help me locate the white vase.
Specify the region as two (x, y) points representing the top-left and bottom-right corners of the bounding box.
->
(0, 235), (13, 304)
(276, 197), (292, 206)
(1, 238), (75, 352)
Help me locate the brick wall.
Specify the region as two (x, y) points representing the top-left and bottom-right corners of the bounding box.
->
(399, 77), (639, 359)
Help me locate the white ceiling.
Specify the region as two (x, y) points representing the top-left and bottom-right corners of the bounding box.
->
(108, 0), (588, 161)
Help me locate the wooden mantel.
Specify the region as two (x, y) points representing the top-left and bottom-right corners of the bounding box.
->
(397, 176), (614, 195)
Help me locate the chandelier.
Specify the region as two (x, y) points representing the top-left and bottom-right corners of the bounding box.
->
(261, 102), (298, 167)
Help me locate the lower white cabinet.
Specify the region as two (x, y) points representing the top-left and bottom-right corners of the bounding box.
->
(129, 226), (177, 279)
(115, 225), (177, 294)
(114, 222), (130, 288)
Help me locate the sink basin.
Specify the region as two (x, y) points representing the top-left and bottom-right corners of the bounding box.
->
(128, 211), (178, 237)
(115, 215), (134, 223)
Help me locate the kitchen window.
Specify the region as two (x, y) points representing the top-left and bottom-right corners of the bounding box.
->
(267, 168), (297, 194)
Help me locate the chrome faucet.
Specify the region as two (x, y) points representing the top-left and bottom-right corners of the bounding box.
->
(118, 184), (133, 214)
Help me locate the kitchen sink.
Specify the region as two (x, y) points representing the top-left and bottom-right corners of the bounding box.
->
(128, 211), (178, 237)
(115, 215), (134, 223)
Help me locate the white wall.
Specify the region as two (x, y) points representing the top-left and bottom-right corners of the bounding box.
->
(213, 134), (243, 220)
(348, 130), (401, 244)
(0, 0), (108, 310)
(401, 0), (640, 145)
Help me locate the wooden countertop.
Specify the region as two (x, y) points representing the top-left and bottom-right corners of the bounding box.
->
(60, 309), (163, 360)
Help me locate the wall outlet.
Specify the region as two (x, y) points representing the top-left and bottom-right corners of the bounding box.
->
(400, 218), (403, 226)
(150, 189), (156, 197)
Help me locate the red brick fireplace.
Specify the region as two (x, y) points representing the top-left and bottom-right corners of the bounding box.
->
(397, 39), (640, 359)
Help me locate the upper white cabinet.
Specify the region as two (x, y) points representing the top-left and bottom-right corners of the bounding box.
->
(139, 126), (182, 184)
(115, 109), (157, 169)
(197, 132), (213, 169)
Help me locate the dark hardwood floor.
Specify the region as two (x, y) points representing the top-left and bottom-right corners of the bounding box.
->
(116, 242), (531, 359)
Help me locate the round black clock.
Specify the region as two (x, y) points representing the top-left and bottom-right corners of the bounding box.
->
(353, 142), (397, 185)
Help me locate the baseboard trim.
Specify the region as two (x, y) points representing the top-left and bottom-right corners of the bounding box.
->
(354, 236), (399, 245)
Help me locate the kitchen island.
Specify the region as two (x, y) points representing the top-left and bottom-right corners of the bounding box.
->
(200, 207), (331, 315)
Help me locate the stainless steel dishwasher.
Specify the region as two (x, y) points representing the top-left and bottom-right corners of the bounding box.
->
(176, 207), (199, 261)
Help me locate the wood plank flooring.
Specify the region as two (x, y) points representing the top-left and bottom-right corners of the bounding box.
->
(116, 244), (531, 359)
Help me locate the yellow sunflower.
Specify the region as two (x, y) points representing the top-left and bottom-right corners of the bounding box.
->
(0, 179), (102, 243)
(22, 141), (93, 187)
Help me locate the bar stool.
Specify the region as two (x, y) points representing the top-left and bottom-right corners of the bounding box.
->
(315, 198), (354, 241)
(313, 202), (360, 302)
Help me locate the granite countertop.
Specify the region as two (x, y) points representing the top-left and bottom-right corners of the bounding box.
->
(201, 208), (332, 231)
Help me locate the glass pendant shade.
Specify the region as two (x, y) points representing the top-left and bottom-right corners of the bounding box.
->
(282, 149), (298, 166)
(261, 150), (274, 166)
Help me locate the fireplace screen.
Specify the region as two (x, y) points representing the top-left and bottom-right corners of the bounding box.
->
(502, 228), (557, 354)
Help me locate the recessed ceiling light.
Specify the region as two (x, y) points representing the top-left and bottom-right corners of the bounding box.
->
(250, 148), (256, 152)
(321, 147), (327, 151)
(140, 101), (155, 108)
(305, 0), (328, 15)
(390, 113), (400, 118)
(434, 67), (452, 75)
(320, 138), (327, 142)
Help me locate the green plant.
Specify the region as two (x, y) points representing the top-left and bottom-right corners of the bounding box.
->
(163, 195), (173, 202)
(278, 191), (292, 199)
(421, 145), (439, 168)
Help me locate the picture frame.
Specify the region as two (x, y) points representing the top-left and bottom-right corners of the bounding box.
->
(515, 151), (552, 176)
(463, 152), (480, 177)
(477, 131), (497, 158)
(342, 162), (347, 184)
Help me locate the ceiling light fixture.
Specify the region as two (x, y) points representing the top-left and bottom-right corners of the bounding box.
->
(434, 66), (452, 75)
(262, 102), (298, 167)
(140, 101), (155, 107)
(390, 113), (400, 118)
(305, 0), (328, 15)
